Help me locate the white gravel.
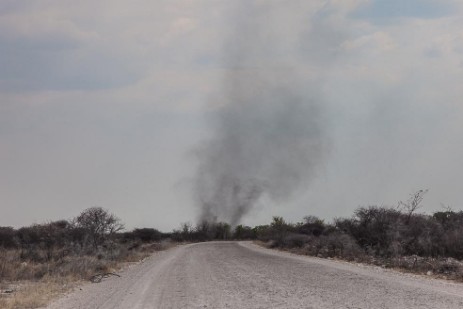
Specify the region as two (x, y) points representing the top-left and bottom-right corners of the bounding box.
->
(46, 241), (463, 309)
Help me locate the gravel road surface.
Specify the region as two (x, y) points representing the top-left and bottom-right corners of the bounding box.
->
(46, 241), (463, 309)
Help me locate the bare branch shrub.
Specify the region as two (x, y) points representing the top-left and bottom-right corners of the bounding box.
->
(73, 207), (124, 249)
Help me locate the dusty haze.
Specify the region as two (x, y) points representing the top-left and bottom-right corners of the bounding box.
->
(194, 2), (335, 225)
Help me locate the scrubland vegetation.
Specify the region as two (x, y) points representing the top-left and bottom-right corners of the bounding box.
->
(250, 208), (463, 279)
(2, 191), (463, 308)
(174, 190), (463, 281)
(0, 207), (170, 309)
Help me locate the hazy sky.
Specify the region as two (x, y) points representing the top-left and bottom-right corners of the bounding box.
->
(1, 0), (463, 231)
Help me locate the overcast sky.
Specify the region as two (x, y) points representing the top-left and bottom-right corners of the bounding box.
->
(1, 0), (463, 231)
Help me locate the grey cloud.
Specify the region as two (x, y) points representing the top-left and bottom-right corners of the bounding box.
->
(351, 0), (457, 22)
(0, 38), (145, 92)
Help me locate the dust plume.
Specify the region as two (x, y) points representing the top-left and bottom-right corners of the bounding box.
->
(194, 1), (338, 226)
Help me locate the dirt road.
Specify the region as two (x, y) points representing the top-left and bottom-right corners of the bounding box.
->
(47, 242), (463, 309)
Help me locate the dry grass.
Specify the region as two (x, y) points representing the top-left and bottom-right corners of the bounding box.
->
(257, 240), (463, 282)
(1, 278), (70, 309)
(0, 241), (170, 309)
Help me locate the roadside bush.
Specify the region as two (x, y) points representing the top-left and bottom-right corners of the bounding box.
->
(233, 225), (256, 240)
(351, 206), (402, 256)
(123, 228), (162, 242)
(282, 233), (309, 248)
(0, 227), (17, 248)
(296, 216), (325, 236)
(253, 225), (271, 241)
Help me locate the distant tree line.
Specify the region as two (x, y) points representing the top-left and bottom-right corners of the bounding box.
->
(0, 207), (172, 289)
(171, 191), (463, 263)
(0, 207), (168, 263)
(2, 191), (463, 264)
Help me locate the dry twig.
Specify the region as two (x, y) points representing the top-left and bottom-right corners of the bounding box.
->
(90, 273), (121, 283)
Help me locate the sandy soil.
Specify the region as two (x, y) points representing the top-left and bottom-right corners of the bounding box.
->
(45, 241), (463, 309)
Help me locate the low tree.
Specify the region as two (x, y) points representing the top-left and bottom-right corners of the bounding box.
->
(74, 207), (124, 249)
(269, 216), (290, 246)
(233, 225), (256, 240)
(214, 222), (231, 240)
(297, 216), (325, 236)
(130, 228), (162, 242)
(398, 189), (428, 224)
(352, 206), (401, 256)
(0, 226), (17, 248)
